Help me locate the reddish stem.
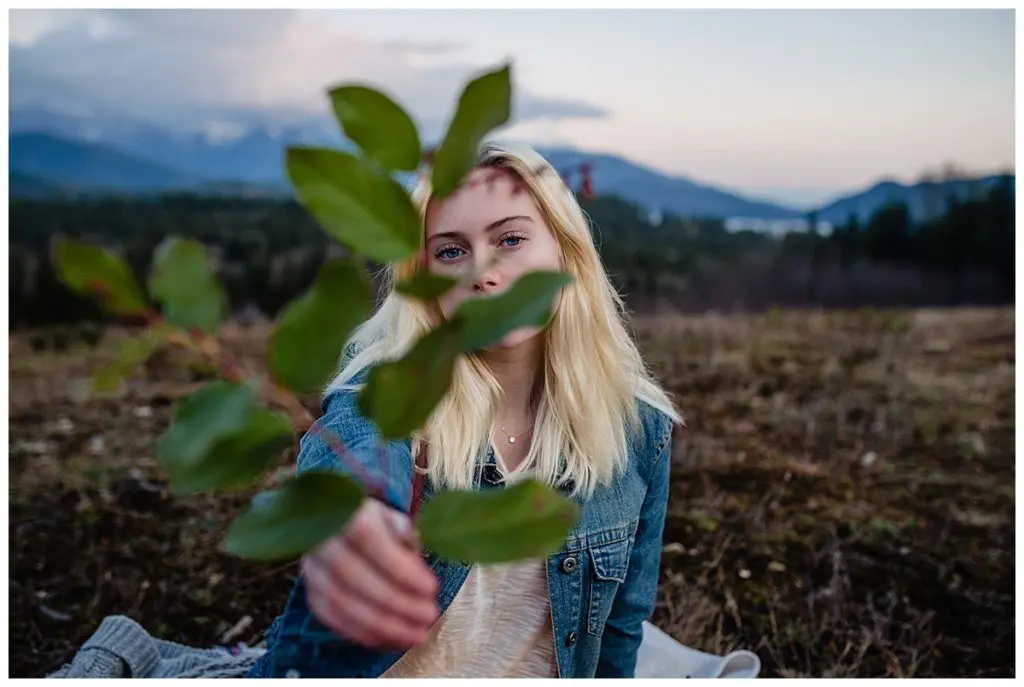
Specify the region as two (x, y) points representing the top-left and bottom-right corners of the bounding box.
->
(264, 380), (314, 431)
(142, 306), (162, 327)
(307, 422), (386, 499)
(220, 358), (247, 383)
(143, 308), (392, 501)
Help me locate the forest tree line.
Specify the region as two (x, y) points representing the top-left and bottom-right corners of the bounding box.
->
(8, 175), (1014, 330)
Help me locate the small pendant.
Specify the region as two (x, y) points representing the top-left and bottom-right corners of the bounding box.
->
(508, 436), (516, 444)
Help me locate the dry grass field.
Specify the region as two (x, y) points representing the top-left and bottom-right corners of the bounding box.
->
(8, 307), (1014, 678)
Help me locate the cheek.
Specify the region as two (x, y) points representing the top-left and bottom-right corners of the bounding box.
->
(500, 238), (562, 281)
(530, 234), (564, 271)
(437, 285), (469, 319)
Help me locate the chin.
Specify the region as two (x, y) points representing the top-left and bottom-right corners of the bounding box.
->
(485, 327), (544, 351)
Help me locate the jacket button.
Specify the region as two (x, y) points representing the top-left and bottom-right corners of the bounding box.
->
(560, 556), (578, 573)
(566, 631), (578, 647)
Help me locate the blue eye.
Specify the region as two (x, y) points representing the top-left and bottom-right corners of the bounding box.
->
(500, 233), (527, 248)
(436, 246), (464, 261)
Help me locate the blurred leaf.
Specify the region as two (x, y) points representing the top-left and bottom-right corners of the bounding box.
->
(157, 381), (255, 492)
(52, 238), (148, 316)
(269, 258), (375, 394)
(358, 320), (464, 440)
(330, 85), (421, 172)
(454, 270), (573, 351)
(223, 470), (365, 561)
(395, 272), (460, 301)
(149, 237), (227, 334)
(167, 407), (295, 495)
(430, 63), (512, 197)
(94, 324), (173, 392)
(417, 479), (579, 563)
(286, 147), (421, 263)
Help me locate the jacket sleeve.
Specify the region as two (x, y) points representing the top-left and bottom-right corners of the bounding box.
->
(294, 370), (416, 515)
(595, 436), (672, 677)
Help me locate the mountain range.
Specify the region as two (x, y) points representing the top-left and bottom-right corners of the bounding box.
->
(8, 107), (1012, 228)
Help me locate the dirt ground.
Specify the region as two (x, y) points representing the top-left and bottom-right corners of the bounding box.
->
(8, 307), (1015, 678)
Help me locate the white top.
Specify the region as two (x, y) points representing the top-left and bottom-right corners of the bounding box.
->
(380, 559), (558, 678)
(383, 444), (558, 678)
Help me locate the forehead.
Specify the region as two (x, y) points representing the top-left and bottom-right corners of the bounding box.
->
(425, 167), (540, 238)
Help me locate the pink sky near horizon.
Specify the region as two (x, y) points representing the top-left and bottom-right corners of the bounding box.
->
(9, 8), (1015, 207)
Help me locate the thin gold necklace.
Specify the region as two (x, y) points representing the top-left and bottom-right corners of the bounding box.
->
(499, 425), (531, 445)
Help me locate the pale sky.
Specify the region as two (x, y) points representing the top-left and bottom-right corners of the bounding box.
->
(8, 9), (1015, 207)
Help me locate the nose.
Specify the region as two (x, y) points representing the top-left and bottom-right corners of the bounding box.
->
(472, 261), (501, 295)
(473, 272), (499, 294)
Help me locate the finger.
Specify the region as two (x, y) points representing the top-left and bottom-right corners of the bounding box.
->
(312, 588), (377, 647)
(314, 532), (438, 627)
(304, 559), (421, 649)
(306, 537), (439, 631)
(331, 546), (439, 629)
(302, 542), (349, 601)
(341, 587), (431, 650)
(346, 508), (438, 598)
(301, 556), (352, 635)
(309, 568), (428, 651)
(301, 550), (341, 597)
(305, 529), (350, 568)
(382, 506), (423, 551)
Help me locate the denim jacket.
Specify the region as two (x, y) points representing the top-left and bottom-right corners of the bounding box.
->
(248, 375), (674, 679)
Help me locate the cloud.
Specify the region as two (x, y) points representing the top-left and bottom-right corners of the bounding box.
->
(515, 94), (608, 122)
(9, 9), (609, 137)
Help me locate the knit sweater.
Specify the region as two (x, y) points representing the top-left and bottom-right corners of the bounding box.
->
(46, 615), (263, 679)
(46, 614), (761, 679)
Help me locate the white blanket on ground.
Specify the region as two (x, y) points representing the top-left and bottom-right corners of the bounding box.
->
(47, 615), (761, 679)
(635, 621), (761, 678)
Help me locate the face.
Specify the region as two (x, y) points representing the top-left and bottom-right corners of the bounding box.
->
(423, 167), (563, 349)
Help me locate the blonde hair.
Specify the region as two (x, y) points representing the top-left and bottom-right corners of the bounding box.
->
(326, 142), (681, 498)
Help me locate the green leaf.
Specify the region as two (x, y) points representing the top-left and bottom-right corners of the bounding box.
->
(287, 147), (421, 263)
(223, 470), (366, 561)
(148, 237), (227, 334)
(417, 479), (579, 563)
(330, 85), (421, 172)
(157, 381), (253, 481)
(157, 381), (257, 492)
(167, 407), (295, 495)
(357, 320), (464, 440)
(269, 258), (375, 394)
(454, 270), (573, 351)
(52, 238), (148, 316)
(431, 63), (512, 197)
(94, 324), (172, 392)
(395, 272), (460, 301)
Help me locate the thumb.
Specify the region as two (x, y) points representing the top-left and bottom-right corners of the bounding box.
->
(384, 506), (422, 551)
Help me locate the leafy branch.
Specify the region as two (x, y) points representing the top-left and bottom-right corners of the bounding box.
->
(51, 62), (580, 565)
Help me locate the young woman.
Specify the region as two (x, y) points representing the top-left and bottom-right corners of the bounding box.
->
(248, 143), (683, 679)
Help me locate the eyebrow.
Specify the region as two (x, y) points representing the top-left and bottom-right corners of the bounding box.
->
(428, 215), (533, 244)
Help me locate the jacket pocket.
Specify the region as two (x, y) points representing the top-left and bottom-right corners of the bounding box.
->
(586, 535), (632, 637)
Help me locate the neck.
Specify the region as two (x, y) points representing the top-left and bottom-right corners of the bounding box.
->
(482, 335), (545, 417)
